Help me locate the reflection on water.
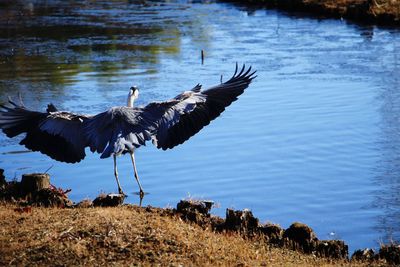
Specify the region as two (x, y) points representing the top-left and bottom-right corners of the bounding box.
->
(1, 0), (400, 252)
(0, 0), (185, 99)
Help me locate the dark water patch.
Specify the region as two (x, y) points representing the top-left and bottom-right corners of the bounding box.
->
(0, 25), (164, 40)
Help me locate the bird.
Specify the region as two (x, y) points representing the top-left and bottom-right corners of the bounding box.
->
(0, 64), (256, 196)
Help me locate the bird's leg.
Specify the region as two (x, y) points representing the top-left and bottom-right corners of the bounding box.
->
(130, 152), (144, 197)
(113, 154), (125, 195)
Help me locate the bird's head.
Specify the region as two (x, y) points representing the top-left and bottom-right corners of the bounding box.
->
(127, 86), (139, 107)
(129, 86), (139, 99)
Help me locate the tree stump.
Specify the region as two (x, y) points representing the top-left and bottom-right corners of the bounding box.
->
(93, 193), (125, 207)
(0, 169), (5, 187)
(20, 173), (50, 195)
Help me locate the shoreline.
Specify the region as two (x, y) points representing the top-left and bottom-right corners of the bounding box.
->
(1, 171), (399, 265)
(223, 0), (400, 26)
(1, 200), (399, 266)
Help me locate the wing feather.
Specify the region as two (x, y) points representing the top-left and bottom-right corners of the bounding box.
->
(0, 100), (88, 163)
(153, 64), (256, 150)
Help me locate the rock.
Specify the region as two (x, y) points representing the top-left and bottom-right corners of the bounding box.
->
(351, 248), (376, 262)
(283, 222), (318, 253)
(259, 223), (284, 244)
(316, 240), (348, 259)
(225, 208), (259, 234)
(378, 244), (400, 265)
(93, 193), (125, 207)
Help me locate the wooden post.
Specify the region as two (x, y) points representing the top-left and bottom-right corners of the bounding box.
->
(20, 173), (50, 195)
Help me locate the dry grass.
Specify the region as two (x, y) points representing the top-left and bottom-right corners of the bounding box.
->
(0, 204), (373, 266)
(370, 0), (400, 20)
(305, 0), (400, 20)
(247, 0), (400, 23)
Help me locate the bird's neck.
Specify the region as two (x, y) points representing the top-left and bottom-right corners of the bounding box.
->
(127, 95), (135, 108)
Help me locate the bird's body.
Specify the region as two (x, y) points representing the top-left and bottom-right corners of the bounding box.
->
(0, 64), (256, 195)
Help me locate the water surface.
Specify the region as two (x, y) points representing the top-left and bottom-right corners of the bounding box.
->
(0, 0), (399, 252)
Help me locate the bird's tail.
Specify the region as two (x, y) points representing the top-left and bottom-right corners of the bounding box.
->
(0, 98), (44, 138)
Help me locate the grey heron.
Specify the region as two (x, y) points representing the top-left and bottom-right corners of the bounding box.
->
(0, 64), (256, 196)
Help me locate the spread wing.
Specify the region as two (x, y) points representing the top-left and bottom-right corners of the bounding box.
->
(152, 64), (256, 150)
(83, 64), (256, 157)
(0, 99), (89, 163)
(0, 64), (256, 162)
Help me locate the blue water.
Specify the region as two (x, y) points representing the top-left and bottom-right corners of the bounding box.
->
(0, 0), (400, 252)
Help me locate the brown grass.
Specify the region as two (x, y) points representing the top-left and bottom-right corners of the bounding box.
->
(246, 0), (400, 24)
(370, 0), (400, 20)
(320, 0), (400, 20)
(0, 204), (375, 266)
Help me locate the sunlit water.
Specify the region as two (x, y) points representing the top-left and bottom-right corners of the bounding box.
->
(1, 0), (399, 252)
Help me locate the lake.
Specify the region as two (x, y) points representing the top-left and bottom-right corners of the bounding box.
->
(0, 0), (399, 252)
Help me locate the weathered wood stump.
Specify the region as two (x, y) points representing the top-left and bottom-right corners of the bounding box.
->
(225, 208), (259, 234)
(20, 173), (50, 195)
(283, 222), (318, 253)
(176, 199), (214, 224)
(316, 240), (348, 259)
(378, 244), (400, 265)
(259, 223), (284, 244)
(0, 169), (5, 187)
(93, 193), (125, 207)
(351, 248), (376, 262)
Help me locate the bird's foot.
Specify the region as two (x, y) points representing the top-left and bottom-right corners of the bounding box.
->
(118, 188), (127, 197)
(133, 190), (146, 197)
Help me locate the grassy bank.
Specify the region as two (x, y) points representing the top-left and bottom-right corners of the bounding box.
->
(227, 0), (400, 26)
(0, 203), (389, 266)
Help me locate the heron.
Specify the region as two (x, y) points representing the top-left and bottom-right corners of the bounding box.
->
(0, 64), (256, 196)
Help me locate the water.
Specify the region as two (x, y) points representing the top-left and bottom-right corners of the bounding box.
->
(0, 0), (399, 252)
